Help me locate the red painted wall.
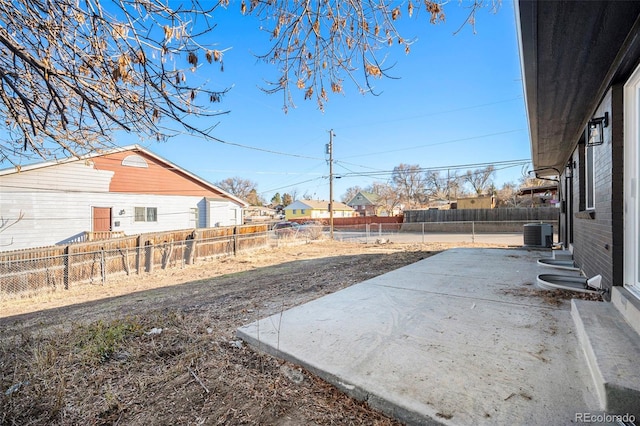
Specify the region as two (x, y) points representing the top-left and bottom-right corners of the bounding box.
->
(92, 150), (225, 197)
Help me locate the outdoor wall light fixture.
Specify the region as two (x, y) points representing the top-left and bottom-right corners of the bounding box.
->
(587, 112), (608, 146)
(119, 209), (125, 215)
(565, 161), (573, 178)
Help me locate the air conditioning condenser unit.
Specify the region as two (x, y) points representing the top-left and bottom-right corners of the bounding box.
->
(523, 223), (553, 248)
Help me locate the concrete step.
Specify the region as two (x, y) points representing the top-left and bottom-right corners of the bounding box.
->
(612, 286), (640, 337)
(553, 249), (574, 261)
(571, 292), (640, 418)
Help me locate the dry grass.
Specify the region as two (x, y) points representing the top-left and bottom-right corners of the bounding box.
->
(502, 282), (605, 307)
(1, 240), (522, 425)
(2, 241), (455, 425)
(2, 309), (402, 425)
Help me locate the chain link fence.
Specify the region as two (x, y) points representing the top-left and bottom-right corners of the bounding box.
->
(0, 221), (555, 301)
(330, 220), (557, 245)
(0, 230), (270, 302)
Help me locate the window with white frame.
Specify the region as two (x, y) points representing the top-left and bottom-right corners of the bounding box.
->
(146, 207), (157, 222)
(134, 207), (158, 222)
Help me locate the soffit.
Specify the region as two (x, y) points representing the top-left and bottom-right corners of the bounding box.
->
(518, 1), (640, 176)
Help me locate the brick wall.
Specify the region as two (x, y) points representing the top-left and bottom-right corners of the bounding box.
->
(569, 87), (624, 294)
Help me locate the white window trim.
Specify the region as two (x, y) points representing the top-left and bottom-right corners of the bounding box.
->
(623, 65), (640, 298)
(134, 206), (158, 222)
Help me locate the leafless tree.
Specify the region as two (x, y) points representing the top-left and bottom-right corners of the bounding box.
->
(248, 0), (498, 111)
(1, 0), (498, 163)
(463, 165), (495, 195)
(520, 176), (551, 188)
(0, 0), (232, 165)
(496, 181), (519, 207)
(303, 190), (321, 200)
(0, 210), (25, 247)
(341, 185), (363, 203)
(369, 181), (402, 215)
(246, 188), (265, 206)
(215, 176), (258, 200)
(424, 169), (463, 201)
(391, 163), (426, 208)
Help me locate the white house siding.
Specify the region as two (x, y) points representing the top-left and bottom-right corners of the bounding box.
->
(1, 155), (245, 251)
(0, 192), (207, 250)
(309, 210), (354, 219)
(1, 161), (114, 193)
(205, 198), (242, 227)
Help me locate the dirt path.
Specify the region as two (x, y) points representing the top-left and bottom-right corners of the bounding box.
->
(0, 240), (504, 425)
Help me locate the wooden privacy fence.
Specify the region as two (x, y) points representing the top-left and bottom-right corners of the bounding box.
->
(403, 207), (559, 223)
(0, 224), (269, 299)
(402, 208), (559, 232)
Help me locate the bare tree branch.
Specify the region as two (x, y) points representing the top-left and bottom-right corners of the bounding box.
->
(0, 0), (229, 163)
(246, 0), (499, 112)
(0, 210), (25, 247)
(463, 165), (495, 195)
(215, 176), (258, 200)
(0, 0), (499, 163)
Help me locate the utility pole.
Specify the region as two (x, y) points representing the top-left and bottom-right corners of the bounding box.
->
(447, 168), (450, 205)
(327, 130), (334, 240)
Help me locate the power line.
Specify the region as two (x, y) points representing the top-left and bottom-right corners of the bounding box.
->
(334, 96), (524, 130)
(341, 129), (526, 160)
(334, 159), (530, 179)
(0, 159), (530, 194)
(257, 177), (326, 196)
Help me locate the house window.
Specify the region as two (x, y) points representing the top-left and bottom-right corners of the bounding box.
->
(293, 209), (297, 214)
(135, 207), (145, 222)
(146, 207), (157, 222)
(122, 154), (148, 168)
(585, 143), (595, 210)
(135, 207), (158, 222)
(301, 209), (305, 214)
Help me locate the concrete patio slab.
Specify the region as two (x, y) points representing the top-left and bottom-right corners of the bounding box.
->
(237, 248), (605, 425)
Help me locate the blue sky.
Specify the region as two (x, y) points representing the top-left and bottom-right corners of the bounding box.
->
(125, 0), (531, 202)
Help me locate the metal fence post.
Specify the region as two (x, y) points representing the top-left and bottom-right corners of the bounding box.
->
(146, 241), (154, 273)
(233, 227), (238, 256)
(64, 246), (70, 290)
(472, 221), (475, 243)
(100, 249), (106, 284)
(136, 235), (143, 275)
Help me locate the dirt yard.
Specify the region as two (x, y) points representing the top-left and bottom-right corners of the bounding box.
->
(0, 240), (509, 425)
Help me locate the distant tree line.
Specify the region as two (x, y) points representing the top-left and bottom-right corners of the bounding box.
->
(340, 164), (552, 210)
(215, 177), (297, 208)
(215, 163), (551, 210)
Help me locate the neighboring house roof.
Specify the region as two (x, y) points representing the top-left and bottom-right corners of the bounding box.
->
(516, 1), (640, 176)
(347, 191), (380, 206)
(518, 184), (558, 196)
(456, 195), (494, 201)
(284, 199), (354, 211)
(0, 145), (248, 207)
